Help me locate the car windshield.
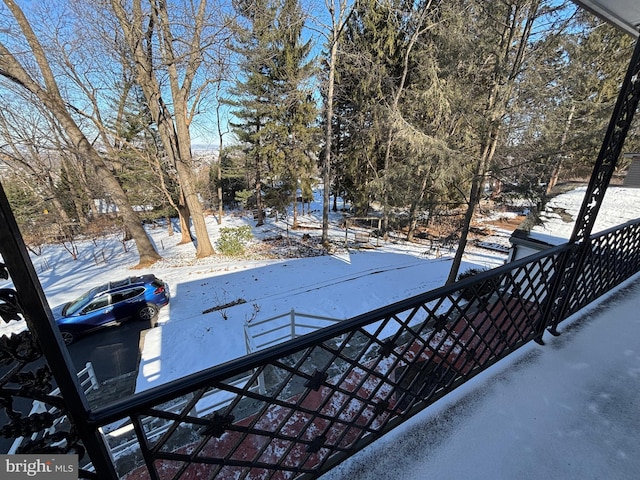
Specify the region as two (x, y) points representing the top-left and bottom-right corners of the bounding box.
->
(63, 284), (108, 316)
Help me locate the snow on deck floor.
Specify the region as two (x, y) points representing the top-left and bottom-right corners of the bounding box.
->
(320, 273), (640, 480)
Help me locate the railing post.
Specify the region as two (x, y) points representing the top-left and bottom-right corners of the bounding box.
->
(244, 321), (252, 355)
(544, 36), (640, 336)
(245, 319), (267, 394)
(85, 361), (99, 392)
(345, 218), (349, 247)
(257, 369), (267, 395)
(0, 182), (118, 479)
(290, 308), (296, 340)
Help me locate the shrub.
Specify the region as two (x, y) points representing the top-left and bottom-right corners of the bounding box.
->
(216, 226), (253, 256)
(457, 267), (495, 300)
(456, 267), (488, 282)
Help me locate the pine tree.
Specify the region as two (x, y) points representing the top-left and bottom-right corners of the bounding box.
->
(271, 0), (318, 227)
(551, 12), (636, 182)
(333, 0), (402, 215)
(229, 0), (280, 226)
(230, 0), (318, 226)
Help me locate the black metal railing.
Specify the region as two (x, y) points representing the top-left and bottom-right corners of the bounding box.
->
(3, 191), (640, 478)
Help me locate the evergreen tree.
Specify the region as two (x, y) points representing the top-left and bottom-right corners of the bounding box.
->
(229, 0), (281, 225)
(551, 12), (636, 182)
(271, 0), (318, 227)
(230, 0), (318, 226)
(217, 147), (250, 207)
(334, 0), (401, 215)
(486, 5), (635, 204)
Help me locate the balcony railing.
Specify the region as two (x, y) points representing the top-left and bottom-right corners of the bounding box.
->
(244, 309), (343, 354)
(3, 178), (640, 479)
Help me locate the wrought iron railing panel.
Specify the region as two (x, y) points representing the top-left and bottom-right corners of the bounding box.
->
(1, 17), (638, 480)
(96, 245), (587, 479)
(563, 220), (640, 320)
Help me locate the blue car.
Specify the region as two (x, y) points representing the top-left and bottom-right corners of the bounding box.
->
(55, 274), (170, 345)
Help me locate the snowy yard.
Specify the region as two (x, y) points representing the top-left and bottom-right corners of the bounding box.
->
(1, 202), (508, 393)
(3, 186), (639, 395)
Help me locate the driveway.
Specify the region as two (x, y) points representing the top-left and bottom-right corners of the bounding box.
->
(0, 317), (153, 453)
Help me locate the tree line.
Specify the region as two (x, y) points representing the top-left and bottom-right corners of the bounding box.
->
(0, 0), (637, 280)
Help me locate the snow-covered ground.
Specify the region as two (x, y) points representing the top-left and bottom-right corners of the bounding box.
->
(2, 186), (639, 393)
(0, 199), (507, 393)
(137, 250), (466, 391)
(529, 186), (640, 244)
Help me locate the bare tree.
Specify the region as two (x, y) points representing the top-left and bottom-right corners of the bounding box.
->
(446, 0), (543, 285)
(108, 0), (228, 258)
(46, 0), (193, 243)
(0, 0), (161, 266)
(0, 100), (73, 227)
(309, 0), (356, 247)
(214, 78), (231, 225)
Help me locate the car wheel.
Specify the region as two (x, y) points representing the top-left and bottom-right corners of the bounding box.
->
(137, 304), (159, 321)
(60, 330), (76, 345)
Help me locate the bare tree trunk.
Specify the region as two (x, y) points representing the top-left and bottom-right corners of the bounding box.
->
(406, 174), (429, 242)
(217, 119), (224, 226)
(217, 161), (223, 225)
(546, 103), (575, 196)
(166, 216), (174, 236)
(255, 153), (264, 227)
(322, 38), (338, 247)
(320, 0), (355, 248)
(177, 206), (192, 243)
(489, 177), (503, 200)
(110, 0), (216, 258)
(0, 0), (161, 266)
(446, 136), (495, 285)
(158, 1), (216, 258)
(292, 191), (298, 229)
(446, 1), (540, 285)
(176, 190), (192, 244)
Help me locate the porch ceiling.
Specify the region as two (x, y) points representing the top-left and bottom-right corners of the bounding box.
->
(573, 1), (640, 37)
